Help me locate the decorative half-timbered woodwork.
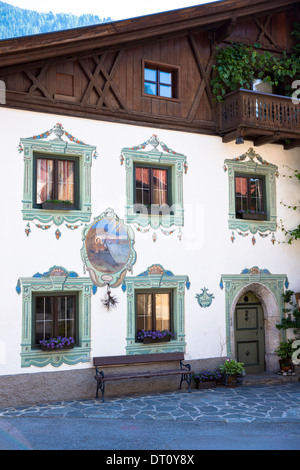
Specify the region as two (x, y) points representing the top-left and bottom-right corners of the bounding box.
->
(0, 0), (299, 147)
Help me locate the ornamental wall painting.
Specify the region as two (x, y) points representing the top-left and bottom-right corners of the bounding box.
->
(120, 134), (188, 242)
(19, 122), (97, 239)
(224, 148), (278, 246)
(81, 208), (137, 289)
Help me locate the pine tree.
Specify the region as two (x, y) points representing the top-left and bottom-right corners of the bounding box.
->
(0, 1), (111, 40)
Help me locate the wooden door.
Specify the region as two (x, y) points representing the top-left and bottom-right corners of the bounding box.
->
(235, 292), (265, 374)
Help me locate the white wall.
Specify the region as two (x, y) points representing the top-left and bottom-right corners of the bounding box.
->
(0, 107), (299, 375)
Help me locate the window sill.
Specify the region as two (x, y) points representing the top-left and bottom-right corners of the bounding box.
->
(22, 206), (91, 226)
(228, 217), (276, 234)
(21, 345), (91, 368)
(142, 92), (181, 103)
(126, 339), (185, 355)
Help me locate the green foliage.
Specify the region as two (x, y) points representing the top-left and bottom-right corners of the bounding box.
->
(44, 199), (72, 205)
(0, 1), (112, 40)
(279, 167), (300, 244)
(219, 359), (245, 375)
(211, 23), (300, 102)
(276, 291), (300, 335)
(275, 340), (295, 359)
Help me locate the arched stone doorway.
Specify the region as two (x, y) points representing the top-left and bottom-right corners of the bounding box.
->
(220, 267), (288, 373)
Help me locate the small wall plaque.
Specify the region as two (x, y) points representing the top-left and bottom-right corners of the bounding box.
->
(196, 287), (215, 308)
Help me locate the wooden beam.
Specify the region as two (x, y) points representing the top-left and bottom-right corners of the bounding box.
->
(284, 139), (300, 150)
(214, 19), (236, 43)
(254, 132), (281, 146)
(222, 129), (240, 143)
(0, 0), (298, 67)
(187, 33), (215, 122)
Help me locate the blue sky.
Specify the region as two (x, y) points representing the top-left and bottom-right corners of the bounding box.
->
(4, 1), (220, 21)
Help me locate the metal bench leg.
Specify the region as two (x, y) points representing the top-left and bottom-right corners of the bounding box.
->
(95, 370), (106, 402)
(95, 380), (105, 402)
(101, 381), (105, 403)
(179, 373), (192, 392)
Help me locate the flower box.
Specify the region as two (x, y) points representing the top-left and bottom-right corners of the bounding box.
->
(39, 336), (75, 351)
(42, 201), (74, 211)
(137, 330), (174, 343)
(41, 343), (74, 351)
(142, 336), (171, 344)
(194, 379), (217, 390)
(239, 212), (267, 221)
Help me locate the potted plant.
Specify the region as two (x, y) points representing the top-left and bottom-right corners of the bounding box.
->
(39, 336), (75, 351)
(137, 329), (174, 343)
(42, 199), (73, 210)
(219, 359), (245, 387)
(192, 370), (222, 389)
(275, 340), (294, 372)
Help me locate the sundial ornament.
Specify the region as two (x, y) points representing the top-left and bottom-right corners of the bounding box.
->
(196, 287), (215, 308)
(81, 208), (137, 288)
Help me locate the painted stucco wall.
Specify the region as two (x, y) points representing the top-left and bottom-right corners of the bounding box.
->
(0, 107), (299, 376)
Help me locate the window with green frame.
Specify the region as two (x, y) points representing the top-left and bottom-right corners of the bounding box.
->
(18, 266), (94, 368)
(33, 293), (77, 348)
(235, 174), (267, 220)
(121, 136), (187, 230)
(19, 123), (97, 227)
(134, 164), (172, 214)
(33, 154), (79, 210)
(124, 264), (189, 355)
(224, 149), (278, 235)
(136, 289), (173, 338)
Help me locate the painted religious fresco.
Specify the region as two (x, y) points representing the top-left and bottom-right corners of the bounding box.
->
(81, 208), (136, 287)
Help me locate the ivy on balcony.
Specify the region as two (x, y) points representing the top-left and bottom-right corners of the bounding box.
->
(211, 23), (300, 102)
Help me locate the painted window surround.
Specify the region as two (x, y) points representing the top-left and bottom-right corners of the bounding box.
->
(123, 264), (190, 355)
(17, 266), (95, 368)
(220, 266), (288, 359)
(224, 148), (278, 235)
(18, 123), (97, 227)
(120, 135), (188, 230)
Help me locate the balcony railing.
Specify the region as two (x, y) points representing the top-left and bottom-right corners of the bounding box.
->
(219, 89), (300, 148)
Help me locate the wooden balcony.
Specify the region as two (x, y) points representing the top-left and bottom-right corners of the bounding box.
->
(219, 89), (300, 150)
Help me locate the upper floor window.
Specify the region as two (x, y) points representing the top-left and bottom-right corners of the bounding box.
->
(235, 175), (267, 220)
(35, 155), (78, 209)
(135, 165), (170, 211)
(121, 135), (188, 231)
(18, 123), (97, 232)
(143, 60), (179, 100)
(224, 148), (278, 242)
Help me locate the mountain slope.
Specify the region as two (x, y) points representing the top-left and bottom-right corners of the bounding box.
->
(0, 1), (111, 40)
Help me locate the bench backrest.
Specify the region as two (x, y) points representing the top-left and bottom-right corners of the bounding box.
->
(93, 352), (184, 367)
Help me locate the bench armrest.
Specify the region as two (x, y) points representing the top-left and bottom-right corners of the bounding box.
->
(95, 367), (104, 379)
(180, 360), (191, 371)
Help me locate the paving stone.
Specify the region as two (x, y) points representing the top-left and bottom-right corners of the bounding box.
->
(0, 383), (300, 423)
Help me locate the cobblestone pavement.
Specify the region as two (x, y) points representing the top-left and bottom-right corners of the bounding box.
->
(1, 382), (300, 423)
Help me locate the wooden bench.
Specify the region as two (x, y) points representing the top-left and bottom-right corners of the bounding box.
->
(93, 352), (193, 402)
